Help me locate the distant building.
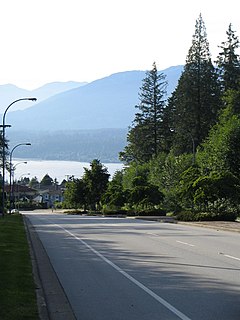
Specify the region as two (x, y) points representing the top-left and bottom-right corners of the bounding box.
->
(33, 186), (64, 207)
(5, 184), (37, 202)
(5, 183), (64, 208)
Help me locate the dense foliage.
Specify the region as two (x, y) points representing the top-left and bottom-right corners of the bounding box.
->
(63, 159), (110, 211)
(117, 15), (240, 220)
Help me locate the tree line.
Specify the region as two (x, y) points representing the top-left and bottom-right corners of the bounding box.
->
(8, 128), (127, 162)
(63, 14), (240, 220)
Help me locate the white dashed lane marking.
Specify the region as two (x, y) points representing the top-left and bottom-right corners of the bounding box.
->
(219, 252), (240, 261)
(176, 240), (195, 247)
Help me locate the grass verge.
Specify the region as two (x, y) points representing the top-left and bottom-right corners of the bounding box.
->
(0, 214), (39, 320)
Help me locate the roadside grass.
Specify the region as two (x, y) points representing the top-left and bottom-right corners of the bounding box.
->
(0, 214), (39, 320)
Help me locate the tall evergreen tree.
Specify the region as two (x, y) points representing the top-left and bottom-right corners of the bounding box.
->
(216, 24), (240, 92)
(120, 62), (168, 163)
(40, 174), (54, 186)
(166, 14), (221, 155)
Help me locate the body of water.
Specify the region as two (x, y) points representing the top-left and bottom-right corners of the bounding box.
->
(11, 159), (124, 183)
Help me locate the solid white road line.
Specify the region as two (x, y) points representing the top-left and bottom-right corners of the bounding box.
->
(53, 222), (192, 320)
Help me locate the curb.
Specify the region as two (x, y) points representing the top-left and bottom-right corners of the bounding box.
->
(24, 216), (76, 320)
(178, 221), (240, 233)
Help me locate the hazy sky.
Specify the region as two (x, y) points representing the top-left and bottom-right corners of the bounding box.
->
(0, 0), (239, 89)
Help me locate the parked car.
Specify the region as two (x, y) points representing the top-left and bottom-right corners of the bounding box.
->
(11, 209), (19, 214)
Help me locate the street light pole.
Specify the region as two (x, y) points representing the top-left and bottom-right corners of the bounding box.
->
(9, 143), (31, 213)
(1, 98), (37, 217)
(11, 161), (27, 210)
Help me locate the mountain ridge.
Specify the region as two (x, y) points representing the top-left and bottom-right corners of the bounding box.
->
(0, 81), (87, 113)
(6, 66), (183, 131)
(8, 128), (127, 163)
(5, 65), (183, 162)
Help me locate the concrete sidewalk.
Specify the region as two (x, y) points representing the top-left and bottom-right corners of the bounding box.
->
(24, 216), (76, 320)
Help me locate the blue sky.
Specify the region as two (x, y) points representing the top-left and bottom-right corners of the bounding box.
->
(0, 0), (239, 89)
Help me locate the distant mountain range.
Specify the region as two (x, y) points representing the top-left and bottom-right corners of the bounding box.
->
(5, 66), (183, 131)
(4, 66), (183, 162)
(0, 81), (87, 113)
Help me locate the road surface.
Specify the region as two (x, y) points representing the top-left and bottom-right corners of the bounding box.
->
(24, 212), (240, 320)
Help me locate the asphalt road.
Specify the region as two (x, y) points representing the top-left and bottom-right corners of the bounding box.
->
(24, 213), (240, 320)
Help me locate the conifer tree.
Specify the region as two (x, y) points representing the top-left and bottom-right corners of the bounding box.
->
(40, 174), (54, 186)
(120, 62), (167, 163)
(216, 24), (240, 92)
(166, 14), (221, 155)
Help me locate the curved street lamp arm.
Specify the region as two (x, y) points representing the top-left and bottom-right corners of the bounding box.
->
(3, 98), (37, 126)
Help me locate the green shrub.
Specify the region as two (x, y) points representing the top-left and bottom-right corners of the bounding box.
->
(176, 210), (238, 221)
(102, 209), (128, 216)
(136, 209), (166, 216)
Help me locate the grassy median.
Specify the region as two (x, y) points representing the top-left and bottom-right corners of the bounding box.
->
(0, 214), (39, 320)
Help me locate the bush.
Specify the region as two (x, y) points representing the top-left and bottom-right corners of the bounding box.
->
(202, 211), (238, 221)
(101, 208), (167, 217)
(66, 209), (87, 215)
(176, 210), (238, 221)
(102, 209), (128, 216)
(135, 209), (166, 216)
(16, 201), (43, 211)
